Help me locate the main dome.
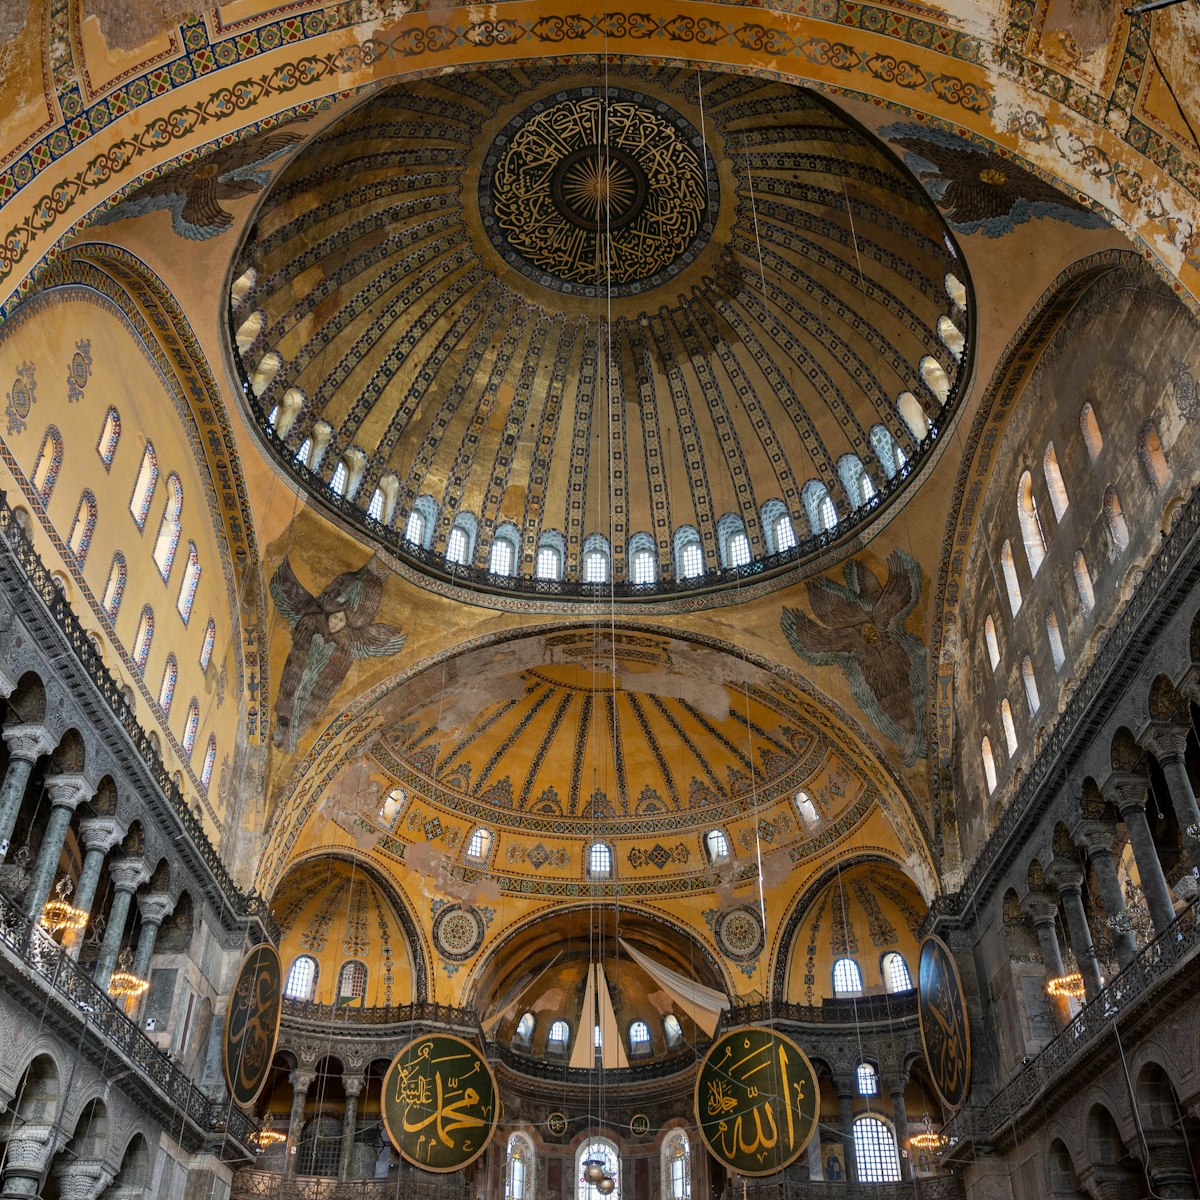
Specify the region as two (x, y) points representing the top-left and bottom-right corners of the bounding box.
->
(230, 63), (970, 600)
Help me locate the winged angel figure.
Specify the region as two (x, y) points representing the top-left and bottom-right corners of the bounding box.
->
(781, 549), (927, 765)
(270, 556), (406, 752)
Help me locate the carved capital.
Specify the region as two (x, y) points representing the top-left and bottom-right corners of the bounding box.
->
(290, 1070), (315, 1094)
(343, 1075), (365, 1099)
(78, 817), (124, 855)
(45, 772), (94, 812)
(50, 1159), (114, 1200)
(1, 722), (56, 763)
(107, 857), (148, 893)
(1075, 820), (1118, 859)
(136, 891), (174, 926)
(1102, 771), (1149, 814)
(1022, 893), (1060, 925)
(1140, 721), (1190, 764)
(1045, 859), (1085, 896)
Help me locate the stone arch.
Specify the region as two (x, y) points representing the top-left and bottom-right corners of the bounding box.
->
(103, 1131), (152, 1195)
(5, 671), (47, 723)
(1046, 1137), (1086, 1199)
(49, 727), (87, 775)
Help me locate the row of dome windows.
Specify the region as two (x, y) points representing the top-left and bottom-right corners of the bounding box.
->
(833, 952), (914, 996)
(979, 403), (1171, 794)
(512, 1010), (686, 1058)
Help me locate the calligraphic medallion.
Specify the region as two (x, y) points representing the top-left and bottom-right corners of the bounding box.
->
(481, 88), (718, 298)
(222, 943), (282, 1109)
(918, 935), (972, 1112)
(382, 1034), (498, 1172)
(694, 1026), (819, 1177)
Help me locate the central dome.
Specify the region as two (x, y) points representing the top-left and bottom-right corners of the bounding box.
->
(231, 64), (970, 601)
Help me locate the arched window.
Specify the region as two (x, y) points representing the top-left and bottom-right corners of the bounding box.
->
(802, 481), (837, 534)
(868, 425), (903, 481)
(177, 542), (201, 623)
(32, 426), (64, 501)
(405, 508), (426, 545)
(982, 737), (997, 794)
(67, 491), (97, 565)
(1000, 540), (1022, 615)
(1017, 471), (1046, 575)
(1138, 422), (1169, 492)
(153, 474), (183, 579)
(1080, 403), (1103, 462)
(379, 787), (407, 830)
(182, 699), (200, 757)
(1044, 444), (1069, 520)
(945, 272), (968, 308)
(129, 442), (158, 528)
(919, 355), (951, 405)
(1001, 699), (1017, 757)
(1104, 486), (1129, 551)
(583, 533), (611, 582)
(663, 1014), (683, 1048)
(1022, 657), (1040, 715)
(984, 616), (1000, 670)
(856, 1061), (879, 1096)
(234, 309), (265, 353)
(535, 531), (565, 581)
(716, 513), (751, 569)
(938, 315), (966, 360)
(102, 552), (126, 619)
(837, 455), (875, 509)
(674, 527), (703, 579)
(704, 829), (730, 863)
(507, 1132), (536, 1200)
(1046, 609), (1066, 669)
(832, 958), (863, 995)
(133, 606), (154, 671)
(663, 1131), (690, 1200)
(854, 1116), (902, 1183)
(490, 525), (520, 576)
(447, 524), (470, 565)
(272, 387), (305, 440)
(1073, 550), (1095, 613)
(466, 827), (493, 862)
(329, 460), (349, 497)
(587, 841), (613, 880)
(367, 487), (385, 521)
(337, 960), (367, 1003)
(295, 437), (313, 468)
(881, 952), (912, 993)
(249, 350), (281, 398)
(897, 392), (930, 441)
(230, 268), (257, 312)
(628, 1020), (651, 1053)
(547, 1020), (571, 1051)
(628, 532), (657, 584)
(199, 617), (216, 671)
(200, 735), (217, 790)
(158, 654), (178, 718)
(576, 1138), (620, 1200)
(794, 791), (819, 830)
(284, 955), (318, 1001)
(405, 496), (438, 548)
(514, 1013), (536, 1045)
(97, 407), (121, 468)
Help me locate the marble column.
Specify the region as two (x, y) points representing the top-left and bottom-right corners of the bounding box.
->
(890, 1086), (912, 1180)
(1111, 780), (1177, 936)
(131, 892), (173, 980)
(1048, 860), (1103, 1001)
(1143, 725), (1200, 875)
(0, 1122), (54, 1197)
(837, 1088), (857, 1182)
(1078, 823), (1138, 968)
(1025, 894), (1069, 1025)
(0, 724), (55, 861)
(49, 1159), (114, 1200)
(285, 1070), (314, 1177)
(93, 858), (147, 990)
(63, 817), (122, 958)
(25, 773), (93, 921)
(339, 1075), (364, 1180)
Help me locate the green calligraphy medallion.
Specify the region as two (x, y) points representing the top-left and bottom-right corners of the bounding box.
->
(918, 934), (972, 1112)
(222, 943), (283, 1110)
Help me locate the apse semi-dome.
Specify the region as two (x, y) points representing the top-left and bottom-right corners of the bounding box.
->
(230, 63), (971, 600)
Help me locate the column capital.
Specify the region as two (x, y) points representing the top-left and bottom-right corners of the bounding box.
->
(44, 772), (94, 811)
(1102, 771), (1150, 814)
(136, 890), (174, 925)
(1022, 892), (1060, 924)
(50, 1159), (115, 1200)
(108, 857), (148, 893)
(290, 1069), (315, 1092)
(1, 722), (56, 763)
(78, 817), (123, 854)
(1045, 859), (1085, 896)
(1075, 821), (1118, 859)
(343, 1074), (365, 1098)
(1140, 721), (1191, 763)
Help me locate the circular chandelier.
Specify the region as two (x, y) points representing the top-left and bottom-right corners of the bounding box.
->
(39, 876), (87, 934)
(1045, 971), (1085, 998)
(108, 948), (149, 999)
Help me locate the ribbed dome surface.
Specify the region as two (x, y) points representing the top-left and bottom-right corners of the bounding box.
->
(234, 64), (968, 597)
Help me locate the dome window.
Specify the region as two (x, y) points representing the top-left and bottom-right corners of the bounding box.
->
(898, 392), (930, 441)
(704, 829), (730, 864)
(583, 534), (611, 583)
(1044, 443), (1069, 520)
(1000, 540), (1022, 616)
(981, 737), (997, 794)
(854, 1116), (901, 1183)
(938, 315), (965, 360)
(129, 441), (158, 528)
(587, 841), (613, 880)
(97, 406), (121, 467)
(919, 356), (951, 406)
(1073, 550), (1095, 613)
(881, 951), (912, 993)
(984, 616), (1000, 670)
(514, 1012), (535, 1045)
(674, 526), (704, 579)
(103, 553), (126, 620)
(856, 1061), (879, 1096)
(337, 960), (367, 1003)
(794, 792), (819, 830)
(663, 1014), (683, 1048)
(944, 272), (967, 309)
(1046, 609), (1066, 670)
(285, 955), (318, 1001)
(833, 958), (863, 995)
(329, 461), (349, 497)
(628, 1020), (651, 1054)
(1139, 421), (1169, 492)
(466, 827), (493, 863)
(547, 1020), (570, 1052)
(1017, 472), (1046, 576)
(1001, 699), (1017, 757)
(490, 527), (519, 576)
(1022, 656), (1040, 715)
(1080, 402), (1103, 462)
(447, 525), (470, 565)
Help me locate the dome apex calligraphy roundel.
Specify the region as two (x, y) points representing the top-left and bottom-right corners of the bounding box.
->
(481, 88), (718, 297)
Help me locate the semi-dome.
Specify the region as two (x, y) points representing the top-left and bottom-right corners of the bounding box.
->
(231, 63), (970, 601)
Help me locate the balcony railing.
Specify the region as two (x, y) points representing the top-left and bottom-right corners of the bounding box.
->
(0, 888), (259, 1159)
(725, 992), (918, 1028)
(232, 1169), (471, 1199)
(281, 997), (482, 1032)
(721, 1177), (964, 1200)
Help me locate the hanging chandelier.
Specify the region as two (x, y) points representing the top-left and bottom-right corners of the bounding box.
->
(255, 1129), (286, 1152)
(1044, 971), (1085, 998)
(39, 876), (87, 934)
(108, 947), (149, 999)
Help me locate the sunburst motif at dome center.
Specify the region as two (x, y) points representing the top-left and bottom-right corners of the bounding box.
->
(559, 155), (638, 224)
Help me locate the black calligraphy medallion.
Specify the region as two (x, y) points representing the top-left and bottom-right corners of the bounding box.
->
(481, 88), (718, 297)
(694, 1026), (820, 1177)
(918, 935), (972, 1112)
(382, 1034), (498, 1172)
(222, 943), (283, 1109)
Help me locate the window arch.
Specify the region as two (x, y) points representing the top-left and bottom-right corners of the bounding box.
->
(945, 272), (967, 308)
(158, 654), (178, 718)
(547, 1020), (571, 1052)
(284, 955), (318, 1000)
(379, 787), (407, 830)
(984, 615), (1000, 670)
(1017, 471), (1046, 575)
(854, 1116), (902, 1183)
(1001, 699), (1018, 757)
(514, 1013), (536, 1045)
(490, 524), (520, 577)
(1138, 422), (1169, 491)
(1073, 550), (1095, 613)
(576, 1138), (620, 1200)
(663, 1014), (683, 1048)
(405, 495), (438, 549)
(1044, 443), (1069, 520)
(1022, 657), (1040, 715)
(67, 490), (97, 565)
(1104, 486), (1129, 551)
(856, 1061), (879, 1096)
(628, 1020), (651, 1054)
(329, 459), (349, 497)
(881, 952), (912, 992)
(152, 474), (183, 579)
(794, 791), (820, 830)
(868, 424), (906, 481)
(919, 355), (951, 405)
(466, 827), (493, 863)
(230, 268), (257, 312)
(673, 526), (704, 579)
(832, 958), (863, 995)
(837, 454), (876, 508)
(535, 531), (565, 581)
(249, 350), (281, 397)
(367, 486), (386, 521)
(1046, 609), (1066, 670)
(182, 698), (200, 757)
(897, 391), (930, 440)
(97, 407), (121, 468)
(760, 500), (797, 555)
(982, 737), (997, 794)
(133, 606), (154, 671)
(587, 841), (613, 880)
(802, 480), (837, 534)
(1000, 540), (1022, 615)
(32, 426), (63, 501)
(582, 533), (612, 582)
(129, 442), (158, 528)
(234, 309), (265, 353)
(715, 514), (751, 569)
(937, 315), (966, 360)
(507, 1132), (536, 1200)
(663, 1131), (690, 1200)
(271, 387), (305, 440)
(624, 531), (657, 585)
(200, 735), (217, 790)
(1080, 403), (1103, 462)
(177, 542), (200, 623)
(704, 828), (730, 864)
(102, 552), (126, 619)
(337, 960), (367, 1003)
(199, 618), (216, 671)
(447, 524), (470, 565)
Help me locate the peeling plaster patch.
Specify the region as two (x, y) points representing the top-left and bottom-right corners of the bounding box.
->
(0, 0), (25, 43)
(618, 669), (732, 723)
(437, 676), (526, 732)
(89, 0), (198, 53)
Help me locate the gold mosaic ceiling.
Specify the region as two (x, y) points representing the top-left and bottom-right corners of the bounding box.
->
(235, 63), (968, 595)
